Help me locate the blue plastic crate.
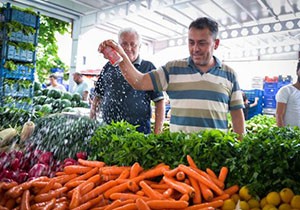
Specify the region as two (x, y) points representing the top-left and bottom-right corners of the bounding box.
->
(264, 82), (278, 89)
(4, 101), (33, 110)
(248, 104), (263, 119)
(10, 31), (35, 44)
(264, 87), (277, 96)
(243, 89), (264, 101)
(6, 45), (34, 62)
(10, 8), (38, 28)
(1, 65), (35, 80)
(263, 95), (276, 108)
(3, 82), (33, 98)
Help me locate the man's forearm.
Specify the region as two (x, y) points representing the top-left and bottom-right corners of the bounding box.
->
(119, 58), (145, 89)
(153, 100), (165, 134)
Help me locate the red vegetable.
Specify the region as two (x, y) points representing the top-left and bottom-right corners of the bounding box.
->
(28, 163), (50, 178)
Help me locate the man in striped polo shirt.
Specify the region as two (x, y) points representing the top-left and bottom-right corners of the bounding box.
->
(98, 17), (245, 139)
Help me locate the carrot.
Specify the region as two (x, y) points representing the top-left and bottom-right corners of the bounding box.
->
(212, 193), (230, 201)
(81, 182), (95, 195)
(109, 193), (151, 201)
(218, 166), (229, 183)
(32, 181), (62, 190)
(162, 188), (174, 198)
(199, 182), (214, 202)
(81, 180), (117, 203)
(101, 166), (131, 175)
(55, 171), (66, 176)
(113, 203), (137, 210)
(184, 178), (191, 185)
(139, 181), (164, 200)
(129, 162), (143, 179)
(144, 180), (159, 185)
(180, 193), (190, 202)
(4, 198), (15, 209)
(136, 190), (145, 196)
(20, 190), (30, 210)
(38, 179), (56, 194)
(104, 199), (135, 210)
(176, 171), (186, 181)
(64, 165), (93, 174)
(189, 177), (201, 204)
(118, 169), (130, 180)
(186, 155), (198, 168)
(78, 158), (105, 168)
(192, 166), (225, 190)
(127, 181), (139, 192)
(103, 182), (128, 199)
(72, 194), (105, 210)
(70, 187), (81, 209)
(54, 201), (68, 210)
(136, 198), (150, 210)
(116, 174), (145, 185)
(101, 174), (119, 182)
(65, 180), (86, 189)
(54, 174), (78, 185)
(206, 168), (218, 179)
(150, 183), (169, 190)
(224, 185), (239, 196)
(6, 180), (32, 199)
(43, 197), (56, 210)
(146, 200), (189, 209)
(162, 176), (195, 198)
(163, 167), (179, 177)
(34, 186), (68, 203)
(178, 164), (224, 196)
(142, 165), (170, 179)
(184, 200), (224, 210)
(66, 167), (98, 186)
(0, 181), (18, 190)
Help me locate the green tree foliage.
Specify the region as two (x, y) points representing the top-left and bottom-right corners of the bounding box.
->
(36, 16), (71, 83)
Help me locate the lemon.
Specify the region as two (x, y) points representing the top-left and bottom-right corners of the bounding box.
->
(261, 197), (268, 208)
(278, 203), (292, 210)
(222, 198), (236, 210)
(248, 198), (260, 208)
(279, 188), (294, 203)
(263, 204), (276, 210)
(240, 200), (250, 210)
(231, 193), (240, 203)
(266, 192), (281, 206)
(239, 186), (252, 201)
(290, 195), (300, 209)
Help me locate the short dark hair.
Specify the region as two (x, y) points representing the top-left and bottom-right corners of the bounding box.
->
(189, 17), (219, 39)
(49, 74), (57, 79)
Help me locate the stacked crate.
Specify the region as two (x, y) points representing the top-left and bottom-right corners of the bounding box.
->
(243, 89), (264, 119)
(0, 3), (40, 109)
(263, 75), (292, 110)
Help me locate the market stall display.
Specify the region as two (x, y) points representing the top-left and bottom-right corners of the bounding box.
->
(0, 3), (39, 110)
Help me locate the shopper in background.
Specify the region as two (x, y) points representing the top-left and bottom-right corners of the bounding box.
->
(47, 74), (67, 92)
(73, 72), (90, 101)
(275, 61), (300, 128)
(242, 92), (259, 120)
(90, 27), (165, 134)
(98, 17), (245, 139)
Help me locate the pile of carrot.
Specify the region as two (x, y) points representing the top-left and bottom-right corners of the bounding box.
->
(0, 155), (239, 210)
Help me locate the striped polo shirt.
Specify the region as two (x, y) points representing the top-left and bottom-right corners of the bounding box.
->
(149, 56), (244, 133)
